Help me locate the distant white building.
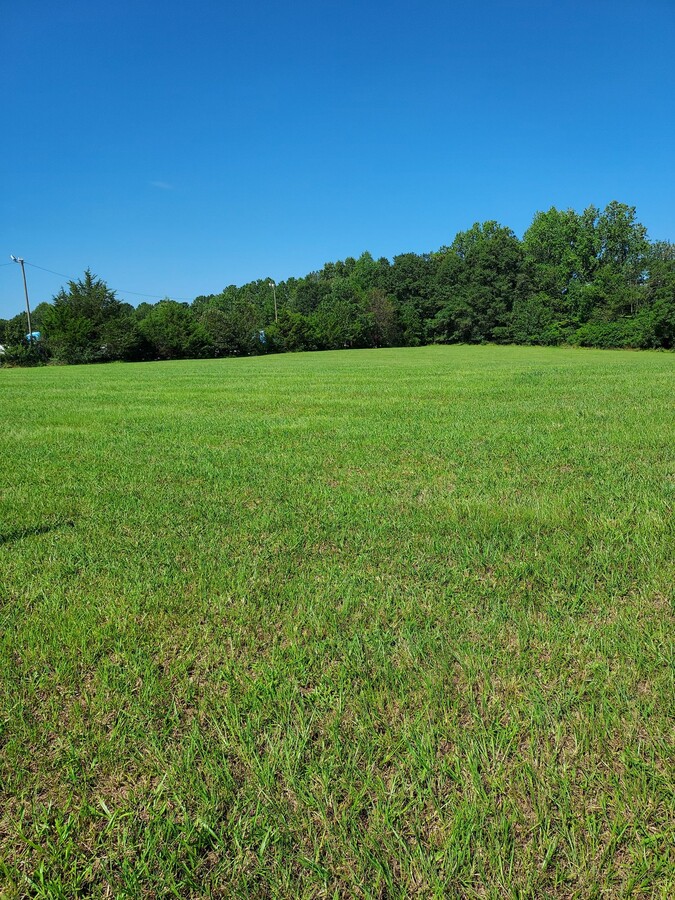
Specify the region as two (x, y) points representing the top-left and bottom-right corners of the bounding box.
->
(0, 345), (5, 355)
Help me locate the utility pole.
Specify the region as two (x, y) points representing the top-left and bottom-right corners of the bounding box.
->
(269, 280), (278, 323)
(10, 256), (33, 340)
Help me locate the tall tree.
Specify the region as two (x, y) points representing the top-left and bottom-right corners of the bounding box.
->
(138, 300), (209, 359)
(642, 240), (675, 348)
(366, 289), (400, 347)
(522, 206), (599, 322)
(42, 269), (126, 363)
(432, 222), (524, 342)
(594, 201), (650, 318)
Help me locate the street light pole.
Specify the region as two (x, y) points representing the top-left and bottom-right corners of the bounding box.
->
(10, 255), (33, 340)
(269, 280), (278, 323)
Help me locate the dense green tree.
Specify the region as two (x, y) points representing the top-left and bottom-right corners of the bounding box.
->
(204, 288), (265, 355)
(41, 270), (127, 363)
(312, 297), (367, 350)
(509, 294), (557, 345)
(348, 252), (386, 295)
(41, 305), (95, 364)
(266, 309), (315, 352)
(641, 241), (675, 348)
(293, 274), (329, 315)
(198, 307), (239, 356)
(595, 202), (650, 318)
(0, 312), (47, 365)
(56, 269), (121, 321)
(366, 289), (400, 347)
(597, 202), (648, 275)
(1, 312), (30, 346)
(432, 222), (524, 342)
(138, 300), (209, 359)
(522, 206), (599, 322)
(198, 304), (266, 356)
(391, 252), (434, 306)
(389, 253), (435, 343)
(100, 313), (149, 361)
(31, 302), (52, 331)
(399, 299), (424, 346)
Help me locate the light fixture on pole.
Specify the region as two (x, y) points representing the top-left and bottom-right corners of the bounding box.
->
(10, 255), (33, 341)
(268, 280), (278, 322)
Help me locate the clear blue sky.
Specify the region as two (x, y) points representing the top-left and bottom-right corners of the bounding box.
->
(2, 0), (674, 318)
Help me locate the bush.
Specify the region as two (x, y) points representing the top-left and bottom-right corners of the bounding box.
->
(572, 317), (653, 349)
(0, 342), (48, 367)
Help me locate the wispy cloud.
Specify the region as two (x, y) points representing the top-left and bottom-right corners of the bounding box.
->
(150, 180), (174, 190)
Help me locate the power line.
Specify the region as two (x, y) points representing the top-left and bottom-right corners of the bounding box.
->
(21, 260), (192, 301)
(24, 262), (72, 280)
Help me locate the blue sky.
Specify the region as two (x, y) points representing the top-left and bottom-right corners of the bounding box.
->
(2, 0), (674, 318)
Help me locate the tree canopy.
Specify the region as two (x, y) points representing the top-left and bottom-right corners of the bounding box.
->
(2, 201), (673, 365)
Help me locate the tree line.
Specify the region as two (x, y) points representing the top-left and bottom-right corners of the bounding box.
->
(2, 201), (674, 366)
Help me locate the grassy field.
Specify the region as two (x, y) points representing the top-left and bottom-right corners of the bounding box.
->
(0, 345), (673, 899)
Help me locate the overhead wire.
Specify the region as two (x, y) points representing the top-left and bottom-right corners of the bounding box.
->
(20, 260), (192, 301)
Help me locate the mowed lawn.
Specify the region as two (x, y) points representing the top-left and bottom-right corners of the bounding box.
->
(0, 345), (673, 899)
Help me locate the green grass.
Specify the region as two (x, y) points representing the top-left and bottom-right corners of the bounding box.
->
(0, 345), (673, 898)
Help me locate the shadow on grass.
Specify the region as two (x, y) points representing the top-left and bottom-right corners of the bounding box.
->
(0, 519), (76, 547)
